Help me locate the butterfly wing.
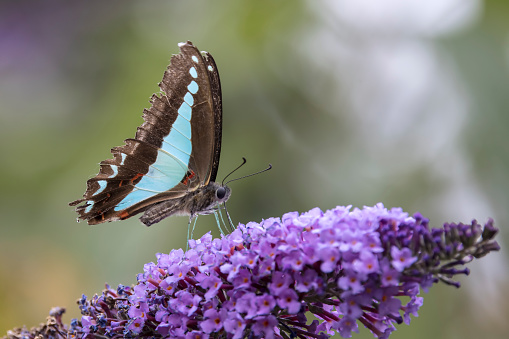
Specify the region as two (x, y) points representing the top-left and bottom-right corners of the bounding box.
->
(70, 41), (223, 225)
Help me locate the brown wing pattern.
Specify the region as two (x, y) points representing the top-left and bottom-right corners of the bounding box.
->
(70, 41), (223, 225)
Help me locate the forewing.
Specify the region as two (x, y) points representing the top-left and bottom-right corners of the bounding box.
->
(174, 42), (222, 186)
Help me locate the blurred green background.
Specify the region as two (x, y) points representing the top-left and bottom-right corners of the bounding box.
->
(1, 0), (508, 338)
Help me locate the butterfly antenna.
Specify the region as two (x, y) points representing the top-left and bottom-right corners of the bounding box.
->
(224, 163), (272, 186)
(220, 158), (272, 233)
(222, 157), (247, 186)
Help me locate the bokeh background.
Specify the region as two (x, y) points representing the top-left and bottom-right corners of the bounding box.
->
(1, 0), (508, 338)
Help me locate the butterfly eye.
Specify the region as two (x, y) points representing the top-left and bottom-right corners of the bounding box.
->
(216, 187), (226, 200)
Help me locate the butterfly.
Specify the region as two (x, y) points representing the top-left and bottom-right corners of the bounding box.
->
(69, 41), (231, 227)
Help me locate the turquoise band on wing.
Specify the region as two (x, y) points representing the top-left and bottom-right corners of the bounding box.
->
(112, 75), (197, 211)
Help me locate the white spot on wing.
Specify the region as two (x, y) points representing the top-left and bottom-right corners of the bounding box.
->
(95, 180), (107, 195)
(109, 165), (119, 178)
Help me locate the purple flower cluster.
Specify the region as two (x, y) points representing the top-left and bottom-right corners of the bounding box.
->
(3, 204), (499, 339)
(65, 204), (498, 339)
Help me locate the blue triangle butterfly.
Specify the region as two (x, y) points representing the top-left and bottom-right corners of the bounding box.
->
(70, 41), (230, 226)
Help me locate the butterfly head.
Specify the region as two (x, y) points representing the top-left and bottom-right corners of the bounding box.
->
(215, 185), (230, 202)
(208, 181), (231, 206)
(191, 181), (231, 217)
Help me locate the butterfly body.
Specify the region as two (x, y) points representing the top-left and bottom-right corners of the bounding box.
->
(140, 182), (231, 226)
(70, 41), (229, 226)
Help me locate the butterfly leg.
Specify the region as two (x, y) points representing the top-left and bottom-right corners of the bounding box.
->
(213, 211), (226, 236)
(186, 215), (199, 251)
(216, 203), (235, 233)
(223, 203), (235, 232)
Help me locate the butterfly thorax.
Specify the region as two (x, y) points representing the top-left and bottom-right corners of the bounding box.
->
(139, 182), (231, 226)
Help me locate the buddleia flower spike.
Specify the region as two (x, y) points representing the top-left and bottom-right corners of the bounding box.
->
(5, 204), (499, 339)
